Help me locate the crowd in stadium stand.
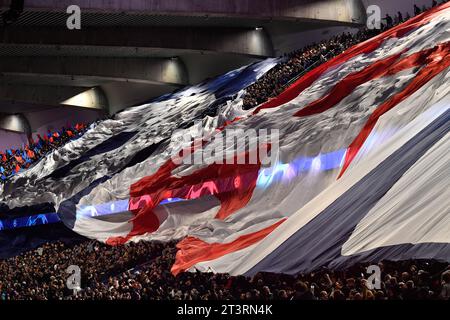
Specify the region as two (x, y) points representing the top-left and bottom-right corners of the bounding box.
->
(0, 123), (88, 181)
(0, 240), (449, 300)
(242, 0), (448, 110)
(242, 30), (375, 110)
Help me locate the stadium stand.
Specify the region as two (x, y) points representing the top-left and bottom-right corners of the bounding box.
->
(0, 123), (88, 181)
(1, 240), (449, 300)
(0, 1), (449, 301)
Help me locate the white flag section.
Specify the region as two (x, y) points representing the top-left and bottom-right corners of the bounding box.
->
(1, 3), (449, 276)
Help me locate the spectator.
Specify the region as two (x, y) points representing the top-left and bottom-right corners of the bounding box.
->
(440, 270), (450, 300)
(414, 4), (422, 15)
(384, 13), (394, 28)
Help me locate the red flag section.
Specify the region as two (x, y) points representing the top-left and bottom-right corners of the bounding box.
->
(252, 2), (450, 115)
(339, 42), (450, 178)
(293, 49), (408, 117)
(171, 218), (286, 276)
(106, 145), (270, 245)
(291, 42), (450, 177)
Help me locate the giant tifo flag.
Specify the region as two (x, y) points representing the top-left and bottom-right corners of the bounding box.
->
(1, 3), (450, 275)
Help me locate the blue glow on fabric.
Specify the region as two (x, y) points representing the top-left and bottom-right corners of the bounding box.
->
(5, 149), (345, 229)
(256, 149), (346, 188)
(0, 213), (60, 231)
(76, 198), (187, 218)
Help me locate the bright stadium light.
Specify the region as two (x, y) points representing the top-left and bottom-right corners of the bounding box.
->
(61, 87), (106, 109)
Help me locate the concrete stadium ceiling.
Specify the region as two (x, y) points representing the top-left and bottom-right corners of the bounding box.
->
(0, 0), (366, 131)
(0, 0), (367, 24)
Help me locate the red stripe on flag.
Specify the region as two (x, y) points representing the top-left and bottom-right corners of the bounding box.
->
(171, 218), (286, 276)
(338, 42), (450, 178)
(106, 145), (270, 245)
(253, 2), (449, 115)
(294, 49), (408, 117)
(294, 44), (444, 117)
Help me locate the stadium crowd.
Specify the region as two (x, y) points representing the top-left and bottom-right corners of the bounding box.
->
(0, 123), (88, 181)
(0, 239), (449, 300)
(241, 0), (448, 110)
(242, 30), (376, 110)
